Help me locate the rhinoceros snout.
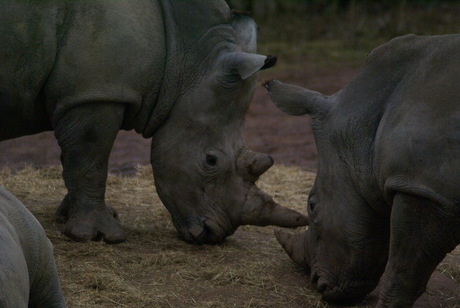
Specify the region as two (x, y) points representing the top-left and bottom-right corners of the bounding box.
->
(182, 217), (231, 244)
(183, 225), (210, 244)
(315, 275), (376, 305)
(316, 277), (329, 294)
(187, 224), (208, 242)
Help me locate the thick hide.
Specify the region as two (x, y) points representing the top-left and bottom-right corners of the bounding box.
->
(0, 186), (66, 308)
(0, 0), (306, 244)
(267, 34), (460, 307)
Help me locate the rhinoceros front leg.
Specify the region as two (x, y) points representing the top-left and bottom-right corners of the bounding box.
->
(378, 193), (459, 307)
(54, 103), (126, 243)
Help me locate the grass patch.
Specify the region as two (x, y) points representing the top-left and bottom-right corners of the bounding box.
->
(439, 246), (460, 284)
(1, 166), (458, 307)
(0, 165), (318, 308)
(251, 3), (460, 71)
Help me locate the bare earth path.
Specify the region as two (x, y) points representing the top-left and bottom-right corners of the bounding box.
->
(0, 67), (458, 307)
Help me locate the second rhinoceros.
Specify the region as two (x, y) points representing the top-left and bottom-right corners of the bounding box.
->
(0, 0), (307, 244)
(0, 186), (66, 307)
(265, 34), (460, 307)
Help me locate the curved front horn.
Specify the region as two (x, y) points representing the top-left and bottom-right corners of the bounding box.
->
(274, 229), (310, 269)
(240, 187), (308, 228)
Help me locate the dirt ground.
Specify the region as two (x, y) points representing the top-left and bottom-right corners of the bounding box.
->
(0, 67), (459, 307)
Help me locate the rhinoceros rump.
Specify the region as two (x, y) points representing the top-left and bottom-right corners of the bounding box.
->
(0, 186), (66, 307)
(266, 34), (460, 307)
(0, 1), (307, 244)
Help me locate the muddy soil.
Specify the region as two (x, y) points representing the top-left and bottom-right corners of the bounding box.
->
(0, 67), (458, 307)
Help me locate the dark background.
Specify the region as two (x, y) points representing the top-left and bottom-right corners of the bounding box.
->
(0, 0), (459, 174)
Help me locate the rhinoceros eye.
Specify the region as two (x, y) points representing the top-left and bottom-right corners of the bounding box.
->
(205, 154), (218, 166)
(308, 195), (317, 213)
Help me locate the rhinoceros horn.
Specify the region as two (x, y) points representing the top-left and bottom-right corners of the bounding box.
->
(274, 229), (309, 268)
(237, 149), (274, 181)
(264, 80), (333, 119)
(240, 187), (309, 227)
(236, 149), (308, 227)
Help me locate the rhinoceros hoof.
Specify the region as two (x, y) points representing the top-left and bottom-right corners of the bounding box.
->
(62, 209), (126, 244)
(55, 204), (119, 224)
(55, 199), (126, 244)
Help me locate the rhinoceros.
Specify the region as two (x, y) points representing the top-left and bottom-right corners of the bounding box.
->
(0, 186), (66, 307)
(265, 34), (460, 307)
(0, 1), (307, 244)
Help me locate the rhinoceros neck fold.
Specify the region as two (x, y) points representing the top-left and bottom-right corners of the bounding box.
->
(141, 0), (233, 138)
(328, 55), (410, 214)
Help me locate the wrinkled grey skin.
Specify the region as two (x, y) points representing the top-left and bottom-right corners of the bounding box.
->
(0, 1), (307, 244)
(0, 186), (66, 308)
(266, 34), (460, 307)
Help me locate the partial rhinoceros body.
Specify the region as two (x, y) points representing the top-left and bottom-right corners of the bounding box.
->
(0, 1), (307, 244)
(0, 186), (66, 308)
(266, 34), (460, 307)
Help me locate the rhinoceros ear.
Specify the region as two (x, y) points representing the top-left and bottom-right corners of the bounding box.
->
(222, 52), (277, 80)
(264, 80), (333, 118)
(232, 13), (258, 53)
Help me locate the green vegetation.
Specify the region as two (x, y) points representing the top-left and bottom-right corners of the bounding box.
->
(229, 1), (460, 69)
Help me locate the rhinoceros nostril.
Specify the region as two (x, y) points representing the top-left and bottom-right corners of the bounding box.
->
(188, 225), (205, 240)
(311, 271), (319, 285)
(317, 277), (329, 293)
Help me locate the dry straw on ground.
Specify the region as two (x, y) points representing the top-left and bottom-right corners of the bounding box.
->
(0, 165), (458, 307)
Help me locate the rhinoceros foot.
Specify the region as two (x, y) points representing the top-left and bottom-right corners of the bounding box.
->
(56, 196), (126, 244)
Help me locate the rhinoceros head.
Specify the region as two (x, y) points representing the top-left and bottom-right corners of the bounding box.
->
(149, 16), (307, 244)
(266, 80), (390, 303)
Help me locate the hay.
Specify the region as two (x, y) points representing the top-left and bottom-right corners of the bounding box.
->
(0, 165), (458, 307)
(0, 165), (317, 308)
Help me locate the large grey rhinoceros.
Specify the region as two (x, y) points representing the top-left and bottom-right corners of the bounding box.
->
(0, 186), (66, 307)
(0, 1), (307, 244)
(265, 34), (460, 307)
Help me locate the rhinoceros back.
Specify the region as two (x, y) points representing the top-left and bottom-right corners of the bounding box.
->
(0, 0), (166, 139)
(45, 1), (166, 130)
(372, 34), (460, 205)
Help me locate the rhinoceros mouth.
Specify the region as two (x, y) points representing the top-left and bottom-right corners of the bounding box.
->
(182, 215), (236, 245)
(312, 271), (377, 304)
